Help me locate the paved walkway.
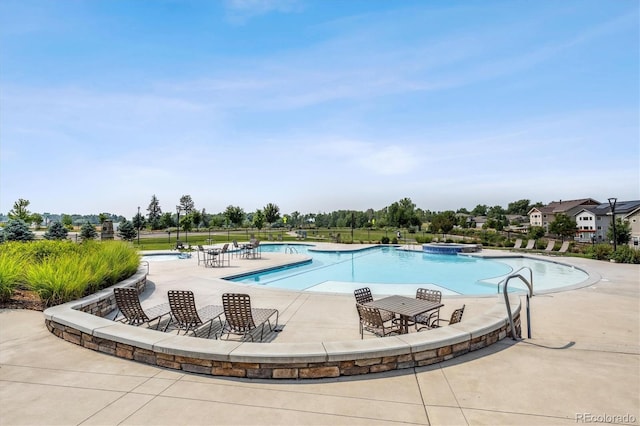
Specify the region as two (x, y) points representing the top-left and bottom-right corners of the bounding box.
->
(1, 250), (638, 425)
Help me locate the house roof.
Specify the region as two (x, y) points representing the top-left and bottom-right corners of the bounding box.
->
(578, 200), (640, 216)
(528, 198), (600, 215)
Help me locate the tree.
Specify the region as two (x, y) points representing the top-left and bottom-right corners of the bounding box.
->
(529, 226), (545, 240)
(132, 211), (146, 231)
(549, 214), (577, 241)
(61, 214), (73, 229)
(607, 218), (631, 246)
(430, 211), (456, 237)
(179, 195), (195, 213)
(30, 213), (43, 229)
(263, 203), (280, 227)
(80, 222), (98, 241)
(118, 220), (137, 241)
(471, 204), (488, 216)
(225, 205), (245, 228)
(159, 212), (174, 229)
(3, 219), (35, 241)
(98, 213), (109, 224)
(44, 222), (69, 240)
(8, 198), (32, 222)
(146, 195), (162, 230)
(253, 209), (265, 231)
(507, 199), (531, 216)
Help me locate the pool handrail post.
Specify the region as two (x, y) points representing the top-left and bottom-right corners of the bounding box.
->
(500, 266), (533, 340)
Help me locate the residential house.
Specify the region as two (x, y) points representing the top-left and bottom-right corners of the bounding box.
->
(625, 207), (640, 249)
(573, 200), (640, 247)
(528, 198), (600, 232)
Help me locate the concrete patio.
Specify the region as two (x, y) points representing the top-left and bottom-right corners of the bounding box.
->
(1, 248), (638, 425)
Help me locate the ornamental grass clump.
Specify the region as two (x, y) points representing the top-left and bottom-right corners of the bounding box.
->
(0, 251), (26, 302)
(26, 255), (93, 306)
(1, 240), (140, 307)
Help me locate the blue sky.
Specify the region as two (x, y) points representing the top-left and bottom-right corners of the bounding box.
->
(1, 0), (638, 217)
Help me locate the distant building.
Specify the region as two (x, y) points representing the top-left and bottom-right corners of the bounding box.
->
(528, 198), (600, 232)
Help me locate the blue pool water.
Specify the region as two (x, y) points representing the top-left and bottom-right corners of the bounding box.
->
(227, 244), (589, 296)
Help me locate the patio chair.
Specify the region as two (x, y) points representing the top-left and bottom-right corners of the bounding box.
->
(196, 245), (206, 266)
(544, 240), (556, 252)
(512, 239), (523, 249)
(428, 305), (465, 329)
(356, 303), (402, 339)
(166, 290), (224, 337)
(414, 288), (442, 331)
(220, 293), (279, 342)
(217, 243), (231, 267)
(523, 239), (535, 250)
(354, 287), (395, 322)
(232, 240), (247, 258)
(175, 240), (186, 250)
(557, 241), (570, 254)
(113, 287), (171, 330)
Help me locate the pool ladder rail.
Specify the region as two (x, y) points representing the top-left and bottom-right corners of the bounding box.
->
(499, 266), (533, 341)
(284, 245), (299, 254)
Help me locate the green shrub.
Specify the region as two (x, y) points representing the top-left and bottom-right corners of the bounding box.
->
(381, 236), (390, 244)
(585, 244), (613, 260)
(611, 246), (640, 264)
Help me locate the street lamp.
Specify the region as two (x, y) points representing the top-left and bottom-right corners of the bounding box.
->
(608, 198), (617, 252)
(176, 206), (182, 243)
(137, 206), (140, 246)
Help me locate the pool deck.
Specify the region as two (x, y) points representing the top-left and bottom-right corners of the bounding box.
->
(1, 246), (639, 425)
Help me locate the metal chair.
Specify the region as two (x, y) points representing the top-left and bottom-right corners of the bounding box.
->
(166, 290), (224, 337)
(414, 288), (442, 331)
(113, 287), (171, 330)
(429, 305), (465, 328)
(220, 293), (279, 342)
(354, 287), (395, 323)
(356, 303), (401, 339)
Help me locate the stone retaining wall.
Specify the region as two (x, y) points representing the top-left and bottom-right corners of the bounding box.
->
(44, 268), (521, 380)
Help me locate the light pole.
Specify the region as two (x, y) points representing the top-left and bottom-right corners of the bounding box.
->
(137, 206), (140, 246)
(608, 198), (617, 252)
(176, 206), (181, 243)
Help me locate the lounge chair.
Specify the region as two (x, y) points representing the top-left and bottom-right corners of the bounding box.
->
(429, 305), (465, 328)
(113, 288), (171, 329)
(220, 293), (279, 342)
(512, 239), (523, 249)
(557, 241), (570, 254)
(544, 240), (556, 252)
(354, 287), (395, 322)
(524, 239), (535, 250)
(356, 303), (402, 338)
(414, 288), (442, 331)
(166, 290), (224, 337)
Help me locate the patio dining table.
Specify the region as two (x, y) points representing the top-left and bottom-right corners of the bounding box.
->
(365, 295), (443, 334)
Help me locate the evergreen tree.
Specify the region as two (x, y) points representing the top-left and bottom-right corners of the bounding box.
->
(44, 221), (68, 240)
(80, 222), (98, 241)
(147, 194), (162, 229)
(118, 220), (137, 241)
(4, 219), (35, 241)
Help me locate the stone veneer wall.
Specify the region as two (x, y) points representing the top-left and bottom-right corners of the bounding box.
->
(44, 268), (521, 380)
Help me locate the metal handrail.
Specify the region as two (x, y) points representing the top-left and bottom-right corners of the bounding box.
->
(500, 266), (533, 340)
(284, 245), (298, 254)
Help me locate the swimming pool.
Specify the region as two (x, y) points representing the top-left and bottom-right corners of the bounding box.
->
(141, 253), (191, 262)
(227, 244), (589, 296)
